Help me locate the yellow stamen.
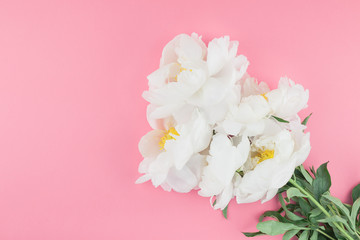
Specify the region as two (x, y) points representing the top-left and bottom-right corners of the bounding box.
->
(159, 127), (180, 150)
(256, 149), (274, 164)
(174, 66), (192, 81)
(261, 93), (268, 101)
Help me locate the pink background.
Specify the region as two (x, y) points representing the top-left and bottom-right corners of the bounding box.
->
(1, 0), (360, 239)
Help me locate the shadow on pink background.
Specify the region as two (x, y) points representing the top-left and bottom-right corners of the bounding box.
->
(0, 0), (360, 239)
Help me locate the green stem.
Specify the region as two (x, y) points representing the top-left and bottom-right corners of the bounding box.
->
(288, 179), (355, 240)
(329, 204), (360, 240)
(316, 229), (337, 240)
(328, 204), (345, 229)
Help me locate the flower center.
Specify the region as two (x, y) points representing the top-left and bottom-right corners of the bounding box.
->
(174, 66), (192, 81)
(260, 93), (268, 101)
(256, 149), (274, 164)
(159, 127), (180, 150)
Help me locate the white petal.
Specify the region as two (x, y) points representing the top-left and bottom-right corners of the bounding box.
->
(160, 34), (206, 66)
(138, 157), (155, 173)
(218, 119), (244, 136)
(267, 77), (309, 119)
(240, 75), (270, 97)
(135, 174), (151, 184)
(186, 153), (207, 181)
(214, 183), (234, 210)
(148, 152), (172, 187)
(138, 130), (164, 158)
(292, 131), (311, 166)
(236, 190), (266, 204)
(234, 55), (249, 81)
(166, 165), (198, 193)
(199, 134), (250, 196)
(207, 36), (235, 76)
(146, 63), (176, 89)
(261, 188), (278, 203)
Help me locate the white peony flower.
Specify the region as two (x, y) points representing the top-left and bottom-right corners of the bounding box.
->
(198, 133), (250, 210)
(239, 73), (270, 98)
(160, 33), (207, 67)
(143, 34), (249, 125)
(143, 33), (208, 123)
(266, 77), (309, 120)
(136, 110), (212, 193)
(137, 34), (312, 212)
(188, 36), (249, 124)
(216, 94), (270, 136)
(235, 126), (310, 204)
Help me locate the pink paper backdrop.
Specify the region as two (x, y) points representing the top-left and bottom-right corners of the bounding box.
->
(1, 0), (360, 239)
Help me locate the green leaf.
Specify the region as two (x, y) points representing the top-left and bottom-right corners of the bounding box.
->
(283, 229), (300, 240)
(287, 187), (307, 200)
(318, 215), (349, 225)
(352, 184), (360, 202)
(213, 200), (228, 219)
(299, 165), (314, 184)
(318, 234), (328, 240)
(309, 208), (323, 218)
(279, 194), (304, 221)
(318, 215), (355, 236)
(299, 230), (310, 240)
(350, 198), (360, 229)
(298, 198), (312, 216)
(296, 178), (313, 195)
(310, 166), (316, 176)
(242, 231), (265, 237)
(222, 204), (228, 219)
(272, 115), (290, 123)
(310, 230), (318, 240)
(313, 162), (331, 201)
(256, 221), (305, 236)
(322, 194), (351, 223)
(302, 113), (313, 126)
(259, 210), (291, 223)
(278, 185), (290, 194)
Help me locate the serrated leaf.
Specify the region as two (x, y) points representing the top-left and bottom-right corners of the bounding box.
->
(302, 113), (313, 126)
(243, 231), (265, 237)
(272, 115), (290, 123)
(313, 162), (331, 201)
(352, 184), (360, 202)
(256, 221), (305, 236)
(299, 230), (310, 240)
(287, 187), (307, 200)
(222, 204), (228, 219)
(283, 229), (300, 240)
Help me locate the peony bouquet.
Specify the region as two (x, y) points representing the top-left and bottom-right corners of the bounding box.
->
(136, 33), (360, 240)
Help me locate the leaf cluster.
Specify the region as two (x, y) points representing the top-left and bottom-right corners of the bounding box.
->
(244, 163), (360, 240)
